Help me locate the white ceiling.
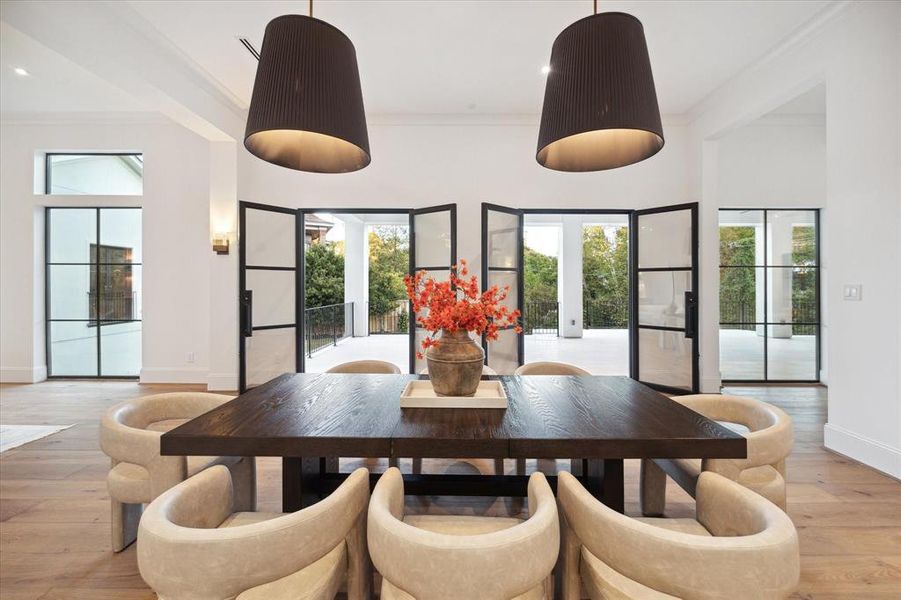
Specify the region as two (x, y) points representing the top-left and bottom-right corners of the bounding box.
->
(1, 1), (834, 118)
(128, 0), (831, 116)
(0, 21), (148, 114)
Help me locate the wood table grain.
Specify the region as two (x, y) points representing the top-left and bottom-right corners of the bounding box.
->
(162, 374), (745, 512)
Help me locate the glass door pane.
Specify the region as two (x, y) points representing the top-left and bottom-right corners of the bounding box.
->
(482, 204), (523, 374)
(46, 207), (142, 378)
(410, 205), (456, 374)
(240, 203), (298, 390)
(630, 203), (698, 393)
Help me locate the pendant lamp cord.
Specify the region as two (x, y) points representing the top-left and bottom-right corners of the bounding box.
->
(593, 0), (597, 14)
(309, 0), (313, 17)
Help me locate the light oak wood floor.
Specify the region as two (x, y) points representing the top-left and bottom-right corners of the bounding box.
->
(0, 381), (899, 599)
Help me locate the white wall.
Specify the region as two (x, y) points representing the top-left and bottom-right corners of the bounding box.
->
(716, 120), (826, 208)
(692, 1), (901, 477)
(0, 118), (215, 384)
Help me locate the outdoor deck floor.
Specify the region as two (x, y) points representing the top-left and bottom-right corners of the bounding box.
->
(305, 329), (816, 381)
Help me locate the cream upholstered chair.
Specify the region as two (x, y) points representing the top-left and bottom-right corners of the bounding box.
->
(368, 467), (559, 599)
(418, 364), (501, 475)
(558, 470), (800, 599)
(513, 361), (591, 376)
(327, 360), (402, 374)
(640, 394), (793, 516)
(138, 465), (371, 600)
(513, 361), (592, 476)
(327, 360), (402, 470)
(100, 392), (255, 552)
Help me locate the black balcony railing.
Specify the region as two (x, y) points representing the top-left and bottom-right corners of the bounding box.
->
(720, 296), (817, 335)
(305, 302), (353, 357)
(584, 298), (628, 329)
(523, 301), (559, 335)
(369, 300), (409, 335)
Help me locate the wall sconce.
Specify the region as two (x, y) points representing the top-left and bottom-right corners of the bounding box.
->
(212, 233), (230, 255)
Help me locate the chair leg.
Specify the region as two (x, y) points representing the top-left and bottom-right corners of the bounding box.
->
(229, 457), (257, 512)
(411, 458), (422, 474)
(515, 458), (526, 475)
(389, 457), (400, 469)
(640, 458), (667, 517)
(111, 499), (142, 552)
(494, 458), (505, 475)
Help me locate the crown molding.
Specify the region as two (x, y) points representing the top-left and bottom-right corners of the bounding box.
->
(0, 111), (173, 126)
(366, 113), (691, 127)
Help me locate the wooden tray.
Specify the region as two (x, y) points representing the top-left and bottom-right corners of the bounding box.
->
(400, 380), (508, 409)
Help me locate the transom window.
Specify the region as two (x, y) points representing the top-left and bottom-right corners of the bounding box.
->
(45, 153), (143, 195)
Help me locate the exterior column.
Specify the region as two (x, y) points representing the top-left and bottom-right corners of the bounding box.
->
(560, 215), (583, 338)
(755, 224), (766, 337)
(343, 218), (369, 337)
(768, 215), (793, 338)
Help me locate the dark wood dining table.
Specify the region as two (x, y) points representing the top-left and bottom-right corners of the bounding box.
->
(161, 373), (746, 513)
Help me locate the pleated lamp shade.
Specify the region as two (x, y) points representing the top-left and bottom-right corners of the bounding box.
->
(537, 12), (664, 172)
(244, 15), (370, 173)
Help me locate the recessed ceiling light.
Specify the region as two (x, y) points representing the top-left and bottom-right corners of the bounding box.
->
(541, 65), (551, 75)
(13, 67), (29, 76)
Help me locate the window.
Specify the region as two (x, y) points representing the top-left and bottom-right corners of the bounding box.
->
(46, 208), (142, 377)
(718, 209), (820, 382)
(45, 153), (143, 195)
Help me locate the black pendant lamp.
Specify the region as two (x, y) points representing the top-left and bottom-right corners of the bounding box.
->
(537, 3), (663, 172)
(245, 1), (370, 173)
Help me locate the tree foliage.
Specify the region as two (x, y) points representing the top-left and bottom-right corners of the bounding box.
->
(524, 246), (557, 304)
(304, 241), (344, 308)
(522, 225), (629, 329)
(368, 226), (409, 315)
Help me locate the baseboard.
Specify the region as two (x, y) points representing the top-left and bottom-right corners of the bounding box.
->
(0, 365), (47, 383)
(207, 373), (238, 392)
(824, 423), (901, 479)
(139, 367), (208, 384)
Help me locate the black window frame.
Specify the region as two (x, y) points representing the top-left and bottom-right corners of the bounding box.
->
(45, 206), (143, 379)
(718, 208), (821, 383)
(45, 152), (143, 196)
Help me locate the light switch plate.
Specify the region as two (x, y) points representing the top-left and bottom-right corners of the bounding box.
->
(843, 284), (862, 301)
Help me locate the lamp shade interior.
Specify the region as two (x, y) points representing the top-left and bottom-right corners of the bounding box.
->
(244, 15), (370, 173)
(537, 12), (664, 172)
(245, 129), (370, 173)
(537, 128), (664, 172)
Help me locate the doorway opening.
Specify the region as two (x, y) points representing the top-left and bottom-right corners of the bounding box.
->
(521, 212), (630, 375)
(302, 211), (410, 374)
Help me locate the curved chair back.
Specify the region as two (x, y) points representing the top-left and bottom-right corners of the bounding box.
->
(678, 394), (793, 477)
(514, 361), (591, 376)
(559, 470), (799, 599)
(368, 467), (559, 599)
(139, 466), (370, 600)
(100, 393), (234, 494)
(327, 360), (402, 374)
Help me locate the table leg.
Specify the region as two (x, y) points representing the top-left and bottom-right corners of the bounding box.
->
(282, 457), (325, 512)
(584, 458), (625, 513)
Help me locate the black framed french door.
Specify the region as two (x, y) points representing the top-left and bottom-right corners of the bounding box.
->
(238, 201), (300, 392)
(629, 203), (700, 394)
(481, 203), (524, 374)
(409, 205), (457, 374)
(240, 203), (457, 387)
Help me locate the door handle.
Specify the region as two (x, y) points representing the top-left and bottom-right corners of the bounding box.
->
(684, 291), (697, 339)
(242, 290), (253, 337)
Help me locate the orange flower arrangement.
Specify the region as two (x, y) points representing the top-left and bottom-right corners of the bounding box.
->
(404, 259), (522, 359)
